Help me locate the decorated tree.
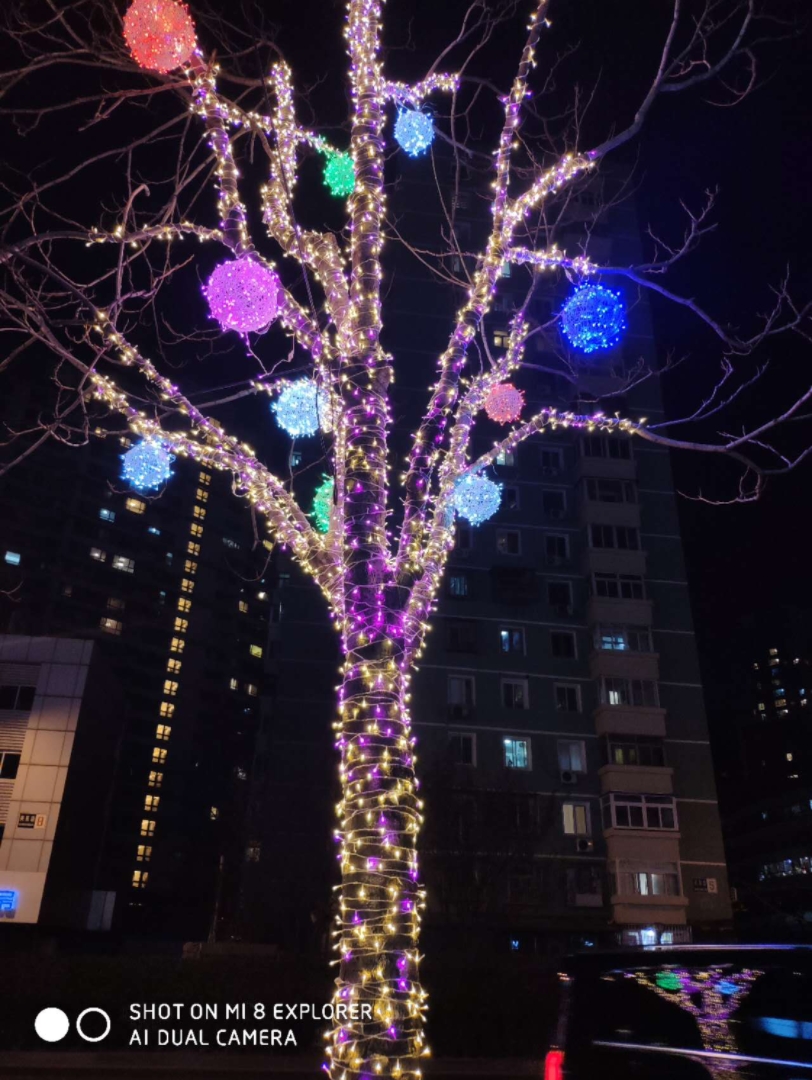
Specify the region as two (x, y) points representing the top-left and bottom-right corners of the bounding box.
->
(0, 1), (810, 1076)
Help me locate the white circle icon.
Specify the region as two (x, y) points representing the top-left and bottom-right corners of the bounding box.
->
(76, 1007), (111, 1043)
(34, 1007), (70, 1043)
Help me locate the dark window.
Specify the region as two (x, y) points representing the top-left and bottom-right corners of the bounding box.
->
(447, 620), (477, 653)
(0, 752), (21, 780)
(551, 631), (576, 659)
(548, 581), (572, 610)
(0, 685), (36, 711)
(448, 733), (475, 766)
(542, 490), (566, 516)
(555, 685), (580, 712)
(544, 534), (569, 565)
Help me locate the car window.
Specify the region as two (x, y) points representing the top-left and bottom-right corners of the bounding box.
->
(736, 968), (812, 1064)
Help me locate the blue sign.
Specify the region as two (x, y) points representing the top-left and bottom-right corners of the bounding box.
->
(0, 889), (17, 918)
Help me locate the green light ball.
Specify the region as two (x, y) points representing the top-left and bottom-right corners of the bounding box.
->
(324, 152), (355, 198)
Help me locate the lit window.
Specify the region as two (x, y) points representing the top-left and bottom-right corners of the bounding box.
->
(493, 330), (509, 349)
(148, 526), (161, 536)
(136, 845), (152, 862)
(140, 819), (156, 837)
(190, 522), (204, 538)
(174, 618), (188, 633)
(147, 771), (163, 788)
(187, 542), (201, 557)
(499, 627), (525, 654)
(257, 591), (268, 601)
(3, 551), (21, 566)
(144, 794), (160, 812)
(177, 598), (192, 613)
(126, 498), (145, 515)
(448, 574), (469, 598)
(180, 578), (195, 594)
(112, 555), (135, 574)
(195, 488), (209, 503)
(107, 597), (125, 611)
(500, 261), (511, 278)
(89, 547), (107, 562)
(787, 752), (794, 762)
(167, 659), (182, 674)
(156, 724), (172, 741)
(769, 648), (778, 656)
(163, 680), (179, 697)
(198, 472), (211, 486)
(210, 807), (219, 820)
(504, 737), (530, 770)
(165, 552), (173, 566)
(246, 843), (261, 863)
(495, 449), (516, 467)
(159, 702), (175, 719)
(246, 683), (258, 697)
(229, 678), (238, 691)
(496, 529), (521, 555)
(757, 702), (766, 712)
(131, 870), (149, 889)
(169, 637), (185, 654)
(239, 601), (249, 614)
(184, 560), (198, 574)
(152, 748), (168, 765)
(99, 508), (116, 522)
(99, 617), (123, 636)
(562, 802), (590, 836)
(249, 644), (263, 659)
(193, 505), (206, 520)
(223, 537), (240, 550)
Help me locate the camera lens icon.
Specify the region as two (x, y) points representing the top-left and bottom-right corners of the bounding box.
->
(34, 1007), (111, 1043)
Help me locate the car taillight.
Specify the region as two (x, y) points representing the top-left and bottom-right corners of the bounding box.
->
(544, 1049), (564, 1080)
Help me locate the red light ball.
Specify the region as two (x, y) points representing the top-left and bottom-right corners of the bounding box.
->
(123, 0), (197, 74)
(484, 383), (524, 424)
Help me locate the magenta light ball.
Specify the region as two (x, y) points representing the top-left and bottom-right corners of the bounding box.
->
(204, 258), (280, 334)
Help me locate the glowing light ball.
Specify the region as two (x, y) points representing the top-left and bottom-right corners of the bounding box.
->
(204, 258), (279, 334)
(560, 283), (626, 355)
(123, 0), (197, 74)
(452, 473), (502, 526)
(323, 151), (355, 198)
(484, 383), (524, 424)
(310, 475), (335, 533)
(272, 380), (332, 439)
(121, 439), (174, 491)
(394, 108), (434, 157)
(655, 971), (683, 992)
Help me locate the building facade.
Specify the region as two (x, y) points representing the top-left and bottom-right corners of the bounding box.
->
(0, 398), (273, 940)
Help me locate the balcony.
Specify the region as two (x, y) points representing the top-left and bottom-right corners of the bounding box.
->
(599, 763), (674, 796)
(589, 649), (659, 682)
(575, 454), (637, 483)
(594, 703), (666, 738)
(610, 894), (690, 925)
(588, 594), (653, 627)
(580, 499), (641, 529)
(583, 546), (647, 578)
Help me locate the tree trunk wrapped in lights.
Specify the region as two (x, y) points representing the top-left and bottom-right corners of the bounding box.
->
(0, 1), (809, 1076)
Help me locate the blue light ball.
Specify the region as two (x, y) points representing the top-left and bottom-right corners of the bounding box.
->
(121, 439), (174, 491)
(394, 108), (434, 157)
(272, 380), (332, 439)
(560, 283), (626, 355)
(452, 473), (502, 526)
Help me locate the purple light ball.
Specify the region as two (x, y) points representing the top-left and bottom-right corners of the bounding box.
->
(204, 257), (280, 334)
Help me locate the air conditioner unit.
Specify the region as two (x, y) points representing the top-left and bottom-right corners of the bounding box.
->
(548, 509), (565, 520)
(575, 838), (594, 853)
(560, 769), (578, 785)
(448, 704), (472, 720)
(541, 466), (560, 477)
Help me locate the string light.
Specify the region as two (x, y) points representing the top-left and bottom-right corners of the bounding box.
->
(452, 473), (502, 525)
(560, 283), (626, 354)
(121, 439), (174, 491)
(484, 383), (524, 424)
(394, 108), (434, 157)
(203, 257), (280, 334)
(123, 0), (197, 74)
(311, 475), (335, 533)
(272, 379), (333, 438)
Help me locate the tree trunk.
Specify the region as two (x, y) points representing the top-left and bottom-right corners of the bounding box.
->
(327, 645), (427, 1079)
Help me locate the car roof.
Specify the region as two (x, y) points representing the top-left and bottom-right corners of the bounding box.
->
(564, 944), (812, 970)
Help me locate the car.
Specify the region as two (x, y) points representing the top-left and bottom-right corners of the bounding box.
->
(544, 944), (812, 1078)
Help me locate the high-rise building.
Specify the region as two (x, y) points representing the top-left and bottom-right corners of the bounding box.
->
(0, 385), (272, 940)
(714, 620), (812, 936)
(242, 162), (732, 952)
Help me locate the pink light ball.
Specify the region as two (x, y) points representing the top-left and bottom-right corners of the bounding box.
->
(204, 258), (280, 334)
(123, 0), (197, 75)
(484, 383), (524, 424)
